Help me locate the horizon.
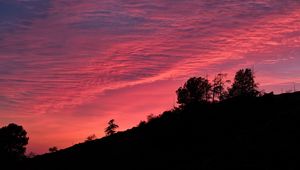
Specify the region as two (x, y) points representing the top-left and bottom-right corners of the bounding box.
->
(1, 0), (300, 154)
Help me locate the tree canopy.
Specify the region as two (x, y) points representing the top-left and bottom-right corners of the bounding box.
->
(212, 73), (229, 102)
(105, 119), (119, 136)
(228, 68), (260, 97)
(176, 77), (211, 106)
(177, 68), (260, 106)
(0, 123), (29, 162)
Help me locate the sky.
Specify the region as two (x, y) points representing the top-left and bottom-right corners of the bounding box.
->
(0, 0), (300, 154)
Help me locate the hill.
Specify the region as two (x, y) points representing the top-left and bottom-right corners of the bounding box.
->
(18, 92), (300, 170)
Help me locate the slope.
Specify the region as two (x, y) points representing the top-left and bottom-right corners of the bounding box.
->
(20, 92), (300, 170)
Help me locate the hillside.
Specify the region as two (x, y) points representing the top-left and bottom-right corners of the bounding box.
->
(19, 92), (300, 170)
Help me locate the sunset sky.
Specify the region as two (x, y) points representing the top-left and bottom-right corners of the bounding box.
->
(0, 0), (300, 154)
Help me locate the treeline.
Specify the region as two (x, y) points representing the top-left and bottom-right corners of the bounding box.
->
(0, 68), (261, 163)
(176, 68), (260, 106)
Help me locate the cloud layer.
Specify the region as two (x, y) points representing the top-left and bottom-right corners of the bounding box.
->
(1, 0), (300, 153)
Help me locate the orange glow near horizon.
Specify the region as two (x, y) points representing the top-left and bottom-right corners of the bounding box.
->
(0, 0), (300, 154)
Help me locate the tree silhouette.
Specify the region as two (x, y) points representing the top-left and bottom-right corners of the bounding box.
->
(105, 119), (119, 136)
(0, 123), (29, 162)
(212, 73), (230, 102)
(228, 68), (260, 97)
(176, 77), (211, 106)
(86, 134), (97, 142)
(48, 146), (58, 153)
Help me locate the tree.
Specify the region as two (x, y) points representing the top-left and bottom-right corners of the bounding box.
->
(228, 68), (260, 97)
(212, 73), (230, 102)
(105, 119), (119, 136)
(86, 134), (97, 142)
(176, 77), (212, 106)
(0, 123), (29, 162)
(48, 146), (58, 153)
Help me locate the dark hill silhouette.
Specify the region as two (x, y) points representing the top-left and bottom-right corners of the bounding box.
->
(15, 92), (300, 170)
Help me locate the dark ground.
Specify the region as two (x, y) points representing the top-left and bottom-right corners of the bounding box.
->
(13, 92), (300, 170)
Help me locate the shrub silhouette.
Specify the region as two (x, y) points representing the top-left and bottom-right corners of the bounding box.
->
(138, 120), (147, 127)
(228, 68), (260, 97)
(48, 146), (58, 153)
(86, 134), (97, 142)
(0, 123), (29, 162)
(176, 76), (211, 106)
(104, 119), (119, 136)
(147, 114), (157, 122)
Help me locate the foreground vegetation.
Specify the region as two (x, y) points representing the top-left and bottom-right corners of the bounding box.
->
(2, 68), (299, 169)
